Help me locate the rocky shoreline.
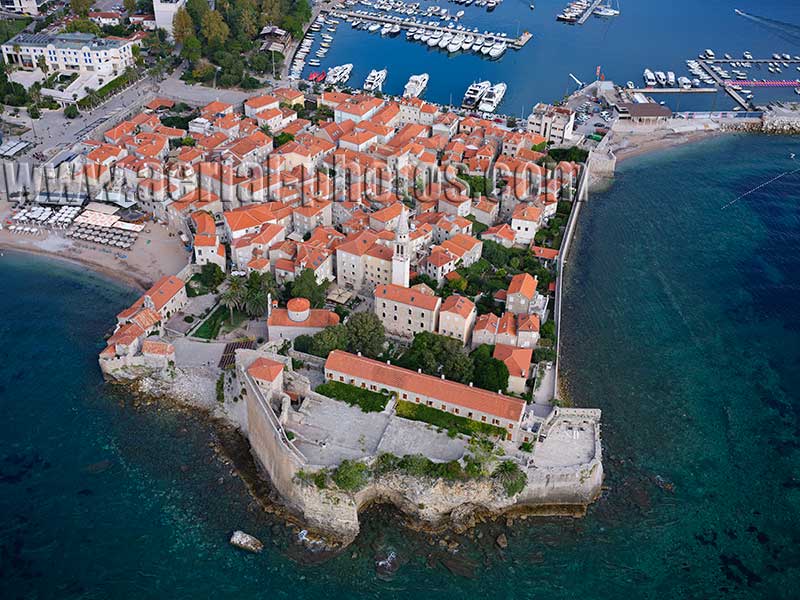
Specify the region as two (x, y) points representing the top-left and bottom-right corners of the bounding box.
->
(107, 365), (602, 551)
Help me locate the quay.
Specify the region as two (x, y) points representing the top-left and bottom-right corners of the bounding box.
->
(577, 0), (605, 25)
(706, 58), (800, 64)
(329, 10), (533, 49)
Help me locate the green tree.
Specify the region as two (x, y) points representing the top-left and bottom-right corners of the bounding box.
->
(64, 103), (80, 119)
(492, 460), (527, 497)
(123, 0), (136, 16)
(65, 19), (102, 35)
(399, 331), (473, 384)
(201, 10), (229, 47)
(181, 35), (202, 62)
(36, 55), (48, 75)
(70, 0), (92, 18)
(331, 459), (369, 491)
(345, 312), (385, 358)
(244, 286), (269, 317)
(471, 345), (509, 393)
(310, 324), (348, 357)
(186, 0), (210, 28)
(172, 7), (195, 44)
(289, 268), (329, 308)
(27, 104), (41, 119)
(220, 275), (246, 320)
(198, 262), (225, 289)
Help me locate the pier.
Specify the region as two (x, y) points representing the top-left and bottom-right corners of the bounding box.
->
(630, 87), (718, 94)
(577, 0), (604, 25)
(329, 10), (532, 49)
(696, 59), (750, 109)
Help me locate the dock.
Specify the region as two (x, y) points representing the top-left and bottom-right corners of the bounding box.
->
(696, 59), (750, 109)
(577, 0), (604, 25)
(330, 10), (532, 49)
(630, 87), (718, 94)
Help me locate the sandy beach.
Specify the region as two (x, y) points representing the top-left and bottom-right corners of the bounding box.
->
(0, 203), (191, 291)
(609, 126), (725, 164)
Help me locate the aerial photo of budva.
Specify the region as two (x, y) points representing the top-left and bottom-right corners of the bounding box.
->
(0, 0), (799, 597)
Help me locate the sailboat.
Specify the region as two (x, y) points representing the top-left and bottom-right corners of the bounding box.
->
(594, 0), (620, 17)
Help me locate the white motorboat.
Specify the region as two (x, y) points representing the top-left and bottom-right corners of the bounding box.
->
(643, 69), (657, 87)
(403, 72), (429, 97)
(654, 71), (667, 86)
(461, 80), (491, 109)
(478, 82), (506, 112)
(363, 68), (388, 92)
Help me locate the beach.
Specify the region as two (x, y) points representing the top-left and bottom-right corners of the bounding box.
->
(0, 201), (191, 291)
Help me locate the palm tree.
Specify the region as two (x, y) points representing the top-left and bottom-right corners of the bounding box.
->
(219, 287), (240, 322)
(245, 286), (269, 317)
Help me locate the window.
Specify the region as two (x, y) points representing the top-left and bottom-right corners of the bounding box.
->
(481, 416), (486, 422)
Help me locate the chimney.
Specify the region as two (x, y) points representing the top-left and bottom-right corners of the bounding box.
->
(386, 360), (391, 365)
(441, 374), (445, 380)
(418, 368), (422, 373)
(498, 390), (502, 394)
(357, 351), (362, 357)
(469, 382), (473, 387)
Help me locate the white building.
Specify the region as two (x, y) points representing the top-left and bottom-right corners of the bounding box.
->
(1, 32), (135, 78)
(154, 0), (187, 39)
(1, 0), (45, 16)
(527, 103), (575, 145)
(391, 214), (410, 288)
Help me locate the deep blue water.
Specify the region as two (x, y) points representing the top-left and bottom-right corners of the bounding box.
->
(308, 0), (800, 112)
(2, 133), (800, 597)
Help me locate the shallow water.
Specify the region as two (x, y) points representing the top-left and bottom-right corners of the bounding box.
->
(2, 133), (800, 598)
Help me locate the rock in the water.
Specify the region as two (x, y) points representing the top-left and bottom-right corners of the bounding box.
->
(230, 530), (263, 553)
(496, 533), (508, 549)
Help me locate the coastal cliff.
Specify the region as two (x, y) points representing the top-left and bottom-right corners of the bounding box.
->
(100, 356), (603, 548)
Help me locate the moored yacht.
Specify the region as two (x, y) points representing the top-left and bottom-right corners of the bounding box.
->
(462, 80), (491, 109)
(654, 71), (667, 86)
(363, 68), (388, 92)
(643, 68), (657, 87)
(478, 82), (506, 112)
(403, 72), (429, 97)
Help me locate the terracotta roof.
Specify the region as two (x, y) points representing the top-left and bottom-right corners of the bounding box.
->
(268, 308), (339, 328)
(507, 273), (537, 300)
(375, 284), (440, 311)
(325, 351), (525, 422)
(493, 344), (532, 378)
(248, 357), (284, 382)
(287, 297), (310, 312)
(440, 294), (475, 319)
(530, 246), (559, 260)
(145, 276), (185, 312)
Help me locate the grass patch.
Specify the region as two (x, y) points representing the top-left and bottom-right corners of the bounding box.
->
(193, 304), (228, 340)
(0, 18), (30, 44)
(186, 274), (213, 297)
(316, 381), (388, 413)
(395, 400), (507, 439)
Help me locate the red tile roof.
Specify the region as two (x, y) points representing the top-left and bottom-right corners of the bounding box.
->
(325, 351), (525, 422)
(375, 284), (440, 311)
(247, 357), (284, 382)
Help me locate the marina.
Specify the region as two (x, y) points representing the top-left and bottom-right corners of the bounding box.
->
(331, 10), (532, 50)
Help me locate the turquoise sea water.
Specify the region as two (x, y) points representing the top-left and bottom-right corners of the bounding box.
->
(307, 0), (800, 112)
(2, 133), (800, 598)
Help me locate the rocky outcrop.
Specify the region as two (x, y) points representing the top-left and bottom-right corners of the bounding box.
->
(230, 530), (263, 553)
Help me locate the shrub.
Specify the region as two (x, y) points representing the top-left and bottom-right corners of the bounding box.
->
(312, 469), (328, 488)
(64, 103), (80, 119)
(332, 459), (369, 491)
(492, 460), (527, 497)
(215, 373), (225, 403)
(519, 441), (534, 453)
(315, 381), (388, 413)
(395, 400), (507, 439)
